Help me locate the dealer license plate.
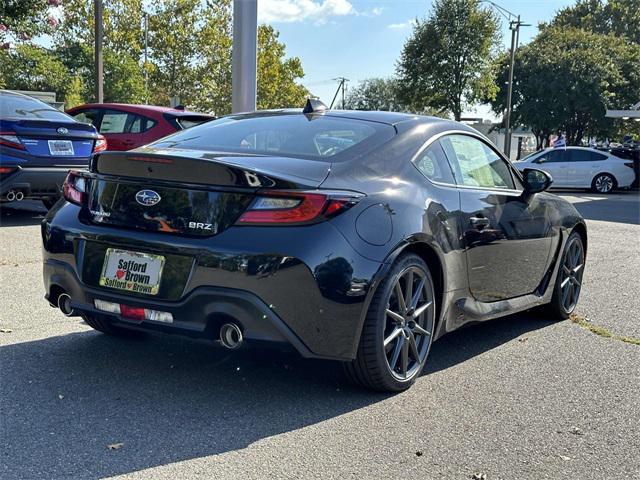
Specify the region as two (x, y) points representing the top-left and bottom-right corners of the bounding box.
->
(48, 139), (75, 156)
(99, 249), (165, 295)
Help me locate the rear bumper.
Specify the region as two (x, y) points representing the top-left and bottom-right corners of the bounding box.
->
(42, 202), (384, 360)
(44, 258), (320, 357)
(0, 167), (73, 199)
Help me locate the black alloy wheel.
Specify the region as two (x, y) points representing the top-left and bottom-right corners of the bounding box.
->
(345, 254), (436, 392)
(545, 231), (585, 319)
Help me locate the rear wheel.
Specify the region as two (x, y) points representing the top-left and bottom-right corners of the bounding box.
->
(345, 254), (436, 392)
(591, 173), (616, 193)
(544, 231), (585, 319)
(82, 313), (141, 337)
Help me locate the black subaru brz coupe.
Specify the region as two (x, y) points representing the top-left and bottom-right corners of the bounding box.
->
(42, 100), (586, 392)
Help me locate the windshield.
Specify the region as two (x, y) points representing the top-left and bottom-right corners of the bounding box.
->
(0, 92), (71, 121)
(152, 113), (395, 161)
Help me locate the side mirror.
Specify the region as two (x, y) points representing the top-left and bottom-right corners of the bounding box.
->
(522, 168), (553, 194)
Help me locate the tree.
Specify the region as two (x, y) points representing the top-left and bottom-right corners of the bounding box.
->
(0, 0), (60, 44)
(344, 78), (404, 112)
(489, 26), (640, 147)
(549, 0), (640, 44)
(396, 0), (500, 120)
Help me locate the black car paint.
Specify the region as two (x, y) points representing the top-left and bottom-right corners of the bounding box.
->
(41, 110), (586, 361)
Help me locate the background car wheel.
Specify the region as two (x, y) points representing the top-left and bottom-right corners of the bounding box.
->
(82, 313), (142, 338)
(591, 173), (616, 193)
(345, 253), (436, 392)
(543, 231), (585, 320)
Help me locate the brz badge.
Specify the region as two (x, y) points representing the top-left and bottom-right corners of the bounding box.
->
(57, 127), (69, 134)
(135, 189), (161, 206)
(189, 221), (214, 232)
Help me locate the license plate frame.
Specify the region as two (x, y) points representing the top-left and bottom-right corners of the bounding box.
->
(99, 248), (165, 295)
(48, 139), (75, 156)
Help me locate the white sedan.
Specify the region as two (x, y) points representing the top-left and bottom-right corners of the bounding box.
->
(514, 147), (636, 193)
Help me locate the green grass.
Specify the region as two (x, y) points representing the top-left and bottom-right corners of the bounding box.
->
(570, 313), (639, 346)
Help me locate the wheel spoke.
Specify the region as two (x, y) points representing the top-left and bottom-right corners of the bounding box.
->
(410, 277), (426, 310)
(562, 282), (571, 306)
(404, 271), (413, 313)
(413, 301), (432, 319)
(573, 263), (583, 274)
(412, 323), (431, 337)
(401, 336), (409, 378)
(563, 265), (571, 276)
(384, 327), (402, 347)
(389, 336), (403, 370)
(561, 276), (571, 288)
(408, 331), (420, 362)
(394, 282), (407, 314)
(386, 309), (404, 323)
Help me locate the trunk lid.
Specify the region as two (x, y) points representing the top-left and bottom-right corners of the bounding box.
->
(13, 119), (97, 165)
(85, 149), (331, 237)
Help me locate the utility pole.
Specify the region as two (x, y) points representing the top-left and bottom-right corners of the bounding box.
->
(480, 1), (528, 158)
(232, 0), (258, 113)
(503, 15), (523, 157)
(144, 12), (149, 104)
(94, 0), (104, 103)
(330, 77), (349, 109)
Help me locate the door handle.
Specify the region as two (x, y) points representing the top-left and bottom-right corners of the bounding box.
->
(470, 216), (490, 230)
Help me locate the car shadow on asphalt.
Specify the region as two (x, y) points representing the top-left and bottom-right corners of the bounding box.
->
(0, 312), (553, 478)
(0, 202), (47, 227)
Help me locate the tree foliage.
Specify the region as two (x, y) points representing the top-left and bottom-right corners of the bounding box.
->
(396, 0), (500, 120)
(549, 0), (640, 44)
(1, 0), (308, 112)
(344, 78), (404, 112)
(0, 0), (60, 43)
(490, 26), (640, 147)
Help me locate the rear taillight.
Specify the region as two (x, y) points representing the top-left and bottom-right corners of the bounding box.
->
(236, 190), (362, 225)
(0, 132), (25, 150)
(0, 166), (17, 176)
(93, 134), (107, 153)
(94, 299), (173, 323)
(62, 171), (87, 205)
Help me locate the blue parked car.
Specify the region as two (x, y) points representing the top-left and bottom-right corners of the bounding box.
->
(0, 90), (105, 209)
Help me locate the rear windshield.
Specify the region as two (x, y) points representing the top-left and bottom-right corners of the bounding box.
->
(0, 92), (71, 121)
(152, 113), (395, 161)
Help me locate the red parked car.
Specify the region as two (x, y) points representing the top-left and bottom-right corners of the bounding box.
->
(66, 103), (214, 151)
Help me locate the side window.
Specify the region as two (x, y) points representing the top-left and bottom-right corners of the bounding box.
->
(440, 134), (515, 189)
(536, 149), (564, 163)
(100, 110), (129, 133)
(99, 110), (151, 134)
(591, 152), (608, 161)
(567, 149), (592, 162)
(414, 140), (455, 184)
(71, 109), (100, 127)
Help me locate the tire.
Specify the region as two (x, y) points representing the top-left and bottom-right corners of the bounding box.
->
(543, 231), (585, 320)
(345, 253), (436, 392)
(82, 313), (142, 338)
(591, 173), (616, 193)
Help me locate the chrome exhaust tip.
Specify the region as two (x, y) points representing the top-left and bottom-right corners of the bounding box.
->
(219, 323), (243, 349)
(57, 293), (74, 317)
(15, 191), (24, 201)
(6, 191), (15, 202)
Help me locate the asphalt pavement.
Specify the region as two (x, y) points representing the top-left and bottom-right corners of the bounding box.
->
(0, 192), (638, 480)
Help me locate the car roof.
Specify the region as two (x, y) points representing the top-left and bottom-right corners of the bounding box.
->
(68, 103), (213, 117)
(228, 108), (453, 127)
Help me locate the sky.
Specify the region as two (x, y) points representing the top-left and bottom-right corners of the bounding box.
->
(258, 0), (576, 119)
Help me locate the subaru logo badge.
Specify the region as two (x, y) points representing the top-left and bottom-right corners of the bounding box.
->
(135, 190), (161, 206)
(57, 127), (69, 134)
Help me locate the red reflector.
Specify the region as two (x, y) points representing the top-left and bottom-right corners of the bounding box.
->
(119, 305), (145, 321)
(238, 192), (327, 224)
(0, 167), (16, 174)
(324, 199), (348, 216)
